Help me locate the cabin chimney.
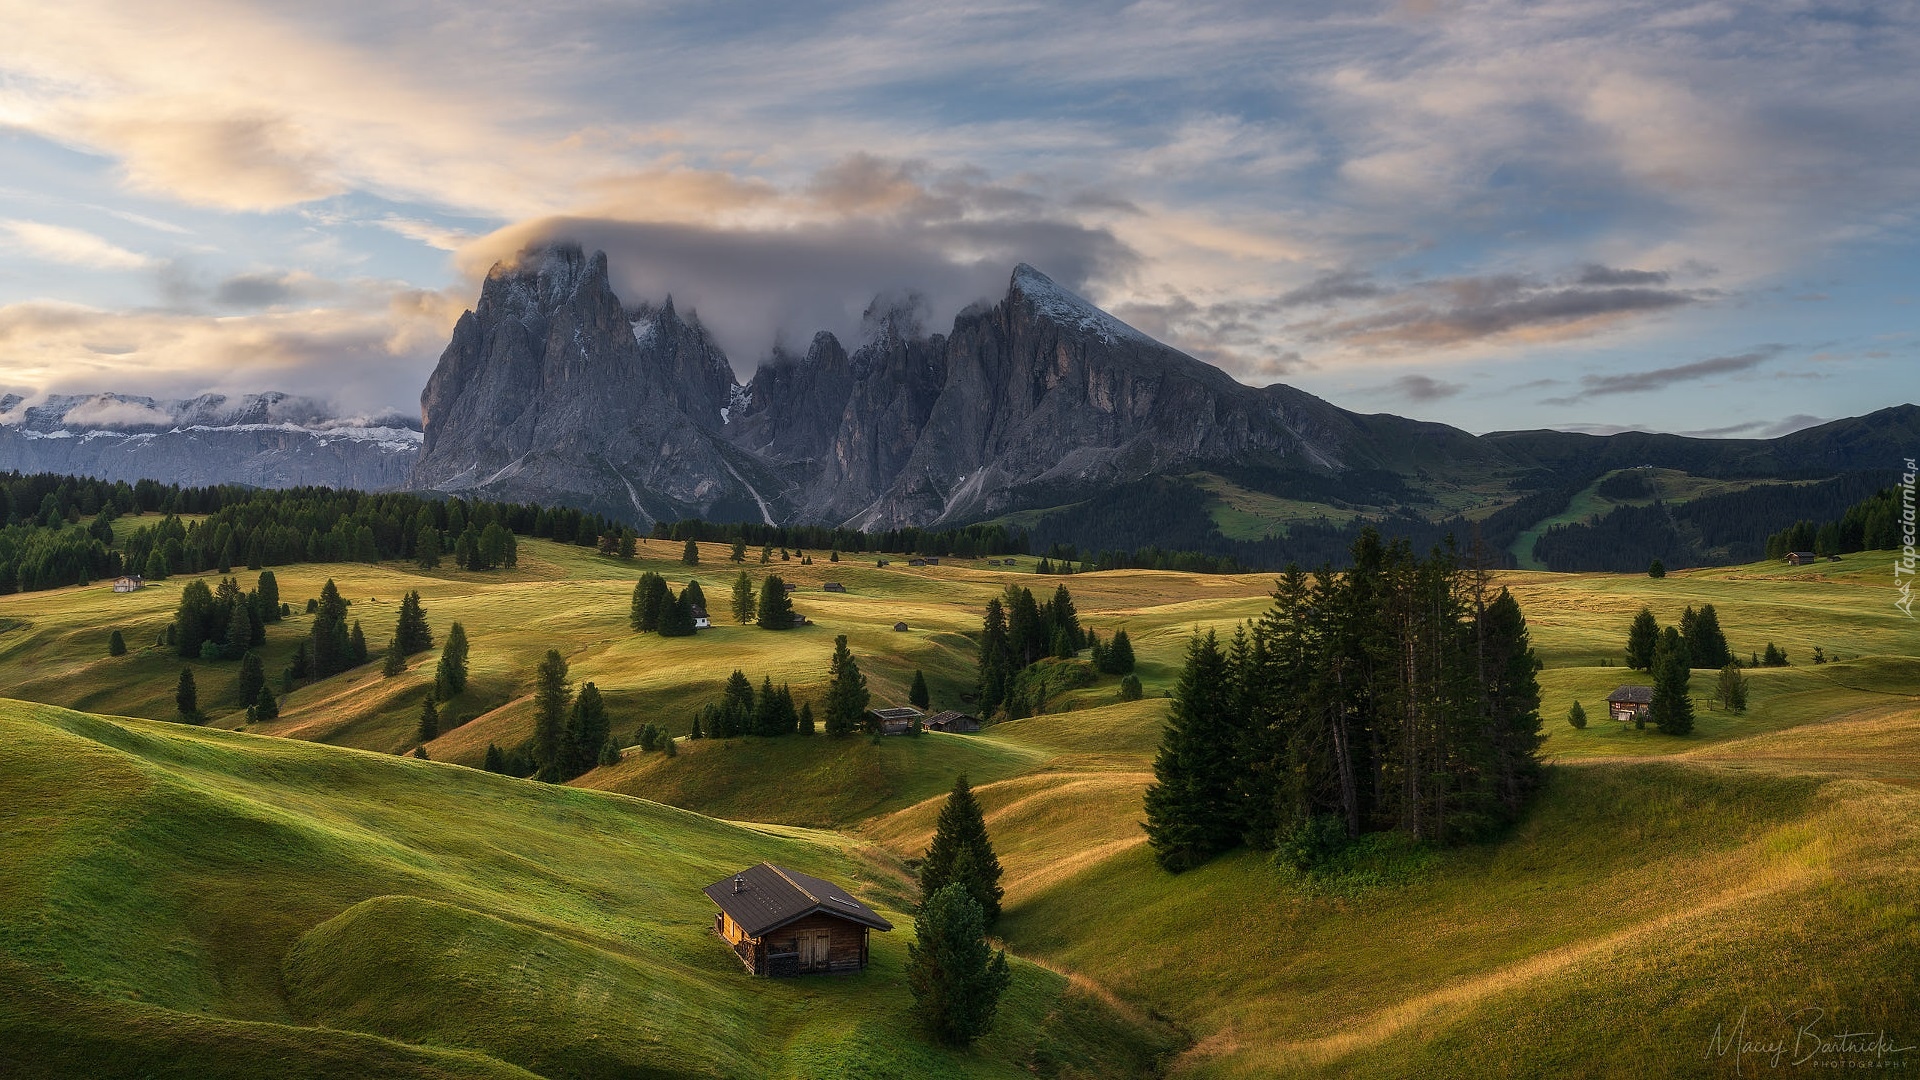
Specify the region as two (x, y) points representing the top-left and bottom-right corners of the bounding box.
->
(733, 874), (744, 894)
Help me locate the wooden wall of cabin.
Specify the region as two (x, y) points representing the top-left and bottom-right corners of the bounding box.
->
(761, 913), (870, 973)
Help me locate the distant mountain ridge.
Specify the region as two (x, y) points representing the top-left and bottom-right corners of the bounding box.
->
(409, 243), (1524, 529)
(0, 391), (420, 490)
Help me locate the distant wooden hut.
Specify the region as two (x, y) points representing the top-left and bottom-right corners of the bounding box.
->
(907, 559), (926, 567)
(893, 621), (909, 632)
(924, 710), (980, 733)
(867, 706), (922, 734)
(689, 604), (712, 629)
(704, 863), (892, 976)
(823, 582), (846, 592)
(1786, 551), (1819, 566)
(923, 557), (941, 565)
(1606, 685), (1654, 722)
(111, 575), (145, 593)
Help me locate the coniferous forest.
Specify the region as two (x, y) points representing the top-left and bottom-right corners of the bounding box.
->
(1145, 530), (1544, 873)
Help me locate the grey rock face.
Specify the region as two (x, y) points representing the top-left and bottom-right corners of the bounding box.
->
(411, 246), (1406, 528)
(0, 392), (420, 490)
(410, 243), (777, 526)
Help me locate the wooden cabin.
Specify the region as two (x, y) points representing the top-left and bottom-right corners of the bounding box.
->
(689, 604), (712, 629)
(893, 621), (910, 632)
(1785, 551), (1819, 566)
(907, 559), (926, 567)
(924, 710), (980, 733)
(867, 706), (922, 734)
(923, 557), (941, 565)
(111, 575), (145, 593)
(704, 863), (892, 976)
(823, 582), (846, 592)
(1607, 685), (1654, 722)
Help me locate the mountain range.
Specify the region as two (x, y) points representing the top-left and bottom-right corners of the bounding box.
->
(0, 392), (419, 491)
(5, 243), (1914, 570)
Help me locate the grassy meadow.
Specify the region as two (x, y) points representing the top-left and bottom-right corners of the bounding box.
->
(2, 527), (1917, 1076)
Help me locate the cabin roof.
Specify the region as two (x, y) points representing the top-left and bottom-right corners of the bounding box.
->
(1607, 685), (1654, 704)
(689, 604), (710, 620)
(868, 706), (922, 721)
(703, 863), (893, 937)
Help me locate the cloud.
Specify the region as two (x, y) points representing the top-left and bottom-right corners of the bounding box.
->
(57, 398), (177, 428)
(1541, 347), (1784, 405)
(1381, 374), (1464, 402)
(375, 216), (476, 252)
(1292, 272), (1701, 351)
(1275, 270), (1386, 308)
(453, 156), (1136, 366)
(1577, 265), (1671, 287)
(1, 219), (153, 269)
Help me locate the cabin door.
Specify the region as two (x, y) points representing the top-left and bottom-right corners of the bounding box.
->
(800, 930), (831, 972)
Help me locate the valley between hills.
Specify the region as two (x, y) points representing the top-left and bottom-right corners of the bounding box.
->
(2, 530), (1916, 1077)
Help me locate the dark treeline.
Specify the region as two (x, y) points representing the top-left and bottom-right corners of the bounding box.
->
(976, 582), (1088, 719)
(647, 518), (1027, 559)
(1145, 530), (1544, 874)
(1765, 481), (1912, 558)
(0, 472), (642, 594)
(1535, 471), (1898, 572)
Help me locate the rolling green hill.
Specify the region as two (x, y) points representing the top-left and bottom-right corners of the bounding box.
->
(3, 536), (1918, 1076)
(0, 698), (1175, 1078)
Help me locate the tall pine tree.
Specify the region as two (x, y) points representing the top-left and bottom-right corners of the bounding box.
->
(532, 649), (572, 776)
(920, 775), (1005, 924)
(823, 635), (869, 736)
(1142, 630), (1240, 871)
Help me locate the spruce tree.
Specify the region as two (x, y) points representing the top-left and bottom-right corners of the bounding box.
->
(906, 884), (1011, 1047)
(257, 570), (280, 621)
(1691, 604), (1731, 670)
(755, 573), (795, 629)
(310, 579), (351, 677)
(910, 670), (931, 710)
(1119, 674), (1143, 701)
(395, 590), (433, 654)
(1648, 558), (1666, 578)
(797, 701), (815, 735)
(566, 682), (610, 776)
(920, 775), (1005, 923)
(249, 684), (278, 724)
(532, 649), (572, 776)
(436, 622), (469, 697)
(416, 526), (442, 570)
(175, 667), (197, 719)
(714, 669), (755, 737)
(658, 590), (697, 636)
(682, 538), (700, 565)
(382, 638), (405, 677)
(823, 635), (869, 736)
(237, 650), (266, 706)
(1626, 607), (1660, 671)
(631, 572), (669, 632)
(1568, 700), (1588, 729)
(730, 538), (747, 562)
(681, 579), (706, 611)
(348, 619), (368, 667)
(1102, 628), (1135, 674)
(483, 743), (505, 773)
(416, 695), (439, 743)
(730, 570), (756, 624)
(1650, 627), (1694, 735)
(108, 629), (126, 657)
(223, 598), (252, 660)
(1142, 630), (1240, 872)
(1716, 662), (1750, 713)
(976, 598), (1011, 717)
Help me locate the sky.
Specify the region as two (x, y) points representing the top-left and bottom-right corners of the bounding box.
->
(0, 0), (1915, 436)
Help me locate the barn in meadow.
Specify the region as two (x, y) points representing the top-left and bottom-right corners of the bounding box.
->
(704, 863), (892, 976)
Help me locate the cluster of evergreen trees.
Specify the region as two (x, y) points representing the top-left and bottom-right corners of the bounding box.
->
(1766, 482), (1910, 558)
(171, 571), (283, 661)
(1144, 531), (1546, 874)
(688, 670), (812, 738)
(1624, 604), (1732, 671)
(975, 583), (1090, 718)
(629, 572), (711, 636)
(506, 651), (616, 782)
